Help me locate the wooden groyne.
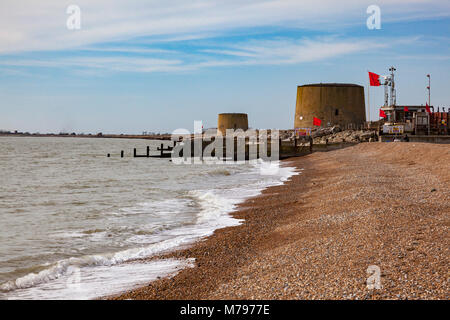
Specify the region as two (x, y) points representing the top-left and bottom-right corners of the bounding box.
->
(108, 137), (318, 160)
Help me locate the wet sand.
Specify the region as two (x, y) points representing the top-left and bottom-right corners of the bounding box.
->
(111, 142), (449, 300)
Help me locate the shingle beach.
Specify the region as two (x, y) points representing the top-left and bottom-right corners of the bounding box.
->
(112, 143), (449, 300)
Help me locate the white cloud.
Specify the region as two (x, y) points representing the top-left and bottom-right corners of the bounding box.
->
(0, 37), (389, 73)
(80, 47), (176, 54)
(0, 56), (185, 73)
(0, 0), (449, 54)
(0, 1), (447, 74)
(199, 38), (389, 66)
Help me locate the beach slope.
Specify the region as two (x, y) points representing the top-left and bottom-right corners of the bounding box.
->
(114, 142), (449, 300)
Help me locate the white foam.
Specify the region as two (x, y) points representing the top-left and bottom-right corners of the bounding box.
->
(1, 160), (299, 300)
(50, 231), (87, 239)
(190, 190), (242, 227)
(112, 198), (191, 216)
(3, 259), (194, 300)
(0, 234), (200, 294)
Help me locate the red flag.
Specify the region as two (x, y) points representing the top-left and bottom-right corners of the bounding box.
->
(313, 117), (322, 126)
(379, 109), (387, 118)
(369, 72), (381, 86)
(425, 103), (431, 114)
(404, 106), (409, 112)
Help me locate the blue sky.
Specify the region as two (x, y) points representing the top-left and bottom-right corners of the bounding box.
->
(0, 0), (449, 134)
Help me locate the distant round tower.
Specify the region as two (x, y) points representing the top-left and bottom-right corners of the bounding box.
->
(217, 113), (249, 135)
(294, 83), (366, 128)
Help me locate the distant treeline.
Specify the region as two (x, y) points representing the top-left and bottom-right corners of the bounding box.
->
(0, 131), (173, 140)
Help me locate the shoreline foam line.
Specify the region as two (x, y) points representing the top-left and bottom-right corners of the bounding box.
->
(112, 143), (449, 300)
(1, 160), (299, 300)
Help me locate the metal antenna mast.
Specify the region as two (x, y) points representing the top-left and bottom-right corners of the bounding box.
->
(383, 76), (389, 107)
(389, 66), (396, 106)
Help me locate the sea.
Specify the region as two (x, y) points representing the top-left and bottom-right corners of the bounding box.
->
(0, 136), (297, 299)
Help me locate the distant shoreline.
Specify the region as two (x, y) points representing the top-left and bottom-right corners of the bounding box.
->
(0, 133), (172, 140)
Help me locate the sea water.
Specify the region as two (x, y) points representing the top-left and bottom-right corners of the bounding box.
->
(0, 136), (297, 299)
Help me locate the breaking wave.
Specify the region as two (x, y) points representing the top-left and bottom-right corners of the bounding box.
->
(1, 159), (298, 299)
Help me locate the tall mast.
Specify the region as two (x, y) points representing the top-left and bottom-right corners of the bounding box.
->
(389, 66), (396, 107)
(384, 77), (389, 107)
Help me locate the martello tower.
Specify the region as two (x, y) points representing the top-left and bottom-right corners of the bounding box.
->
(294, 83), (366, 128)
(217, 113), (249, 135)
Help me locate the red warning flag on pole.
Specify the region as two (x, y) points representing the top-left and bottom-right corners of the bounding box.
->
(404, 106), (409, 112)
(313, 117), (322, 126)
(369, 72), (381, 86)
(379, 109), (387, 118)
(425, 103), (431, 114)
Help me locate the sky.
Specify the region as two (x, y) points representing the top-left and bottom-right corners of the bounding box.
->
(0, 0), (449, 134)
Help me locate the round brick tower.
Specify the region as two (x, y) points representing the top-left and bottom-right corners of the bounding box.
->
(294, 83), (366, 129)
(217, 113), (249, 135)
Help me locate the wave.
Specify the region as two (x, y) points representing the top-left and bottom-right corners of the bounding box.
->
(1, 235), (198, 293)
(1, 160), (299, 299)
(2, 259), (195, 300)
(109, 198), (192, 216)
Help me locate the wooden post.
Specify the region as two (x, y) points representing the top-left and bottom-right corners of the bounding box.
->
(160, 143), (163, 157)
(107, 153), (110, 158)
(121, 150), (124, 158)
(257, 134), (259, 159)
(245, 137), (249, 161)
(211, 136), (216, 157)
(279, 138), (282, 158)
(309, 136), (313, 153)
(147, 146), (150, 158)
(133, 148), (136, 158)
(223, 136), (226, 160)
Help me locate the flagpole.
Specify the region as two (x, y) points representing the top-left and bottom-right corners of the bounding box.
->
(367, 70), (371, 126)
(368, 81), (370, 124)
